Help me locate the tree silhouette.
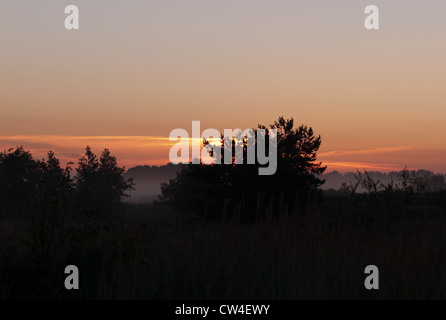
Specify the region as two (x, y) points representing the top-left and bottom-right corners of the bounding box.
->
(74, 146), (100, 213)
(159, 116), (326, 222)
(36, 150), (73, 202)
(0, 146), (37, 215)
(0, 145), (133, 217)
(30, 151), (73, 259)
(267, 117), (326, 177)
(75, 146), (134, 214)
(98, 148), (134, 206)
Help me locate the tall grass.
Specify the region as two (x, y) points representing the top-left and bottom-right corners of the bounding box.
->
(1, 195), (446, 299)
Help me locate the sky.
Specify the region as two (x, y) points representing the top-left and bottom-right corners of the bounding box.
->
(1, 1), (445, 172)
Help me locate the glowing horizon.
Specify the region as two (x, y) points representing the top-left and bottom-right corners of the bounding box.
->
(1, 1), (446, 174)
(0, 134), (444, 174)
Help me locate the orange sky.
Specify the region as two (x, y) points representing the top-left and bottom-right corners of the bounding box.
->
(1, 1), (445, 173)
(1, 134), (445, 173)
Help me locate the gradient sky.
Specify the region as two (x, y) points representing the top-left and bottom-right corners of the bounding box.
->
(1, 1), (445, 172)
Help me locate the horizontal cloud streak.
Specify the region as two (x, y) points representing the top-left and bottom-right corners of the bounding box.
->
(320, 146), (446, 173)
(319, 146), (413, 157)
(0, 136), (445, 173)
(0, 135), (203, 168)
(0, 135), (174, 167)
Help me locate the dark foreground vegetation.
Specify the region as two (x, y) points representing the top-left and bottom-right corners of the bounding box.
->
(2, 188), (446, 299)
(1, 117), (445, 299)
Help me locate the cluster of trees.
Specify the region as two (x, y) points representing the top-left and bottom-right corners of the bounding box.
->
(0, 146), (134, 217)
(158, 117), (327, 222)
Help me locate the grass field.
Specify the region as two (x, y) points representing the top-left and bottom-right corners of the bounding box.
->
(1, 191), (446, 300)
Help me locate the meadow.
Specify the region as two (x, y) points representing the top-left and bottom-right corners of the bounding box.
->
(1, 190), (445, 300)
